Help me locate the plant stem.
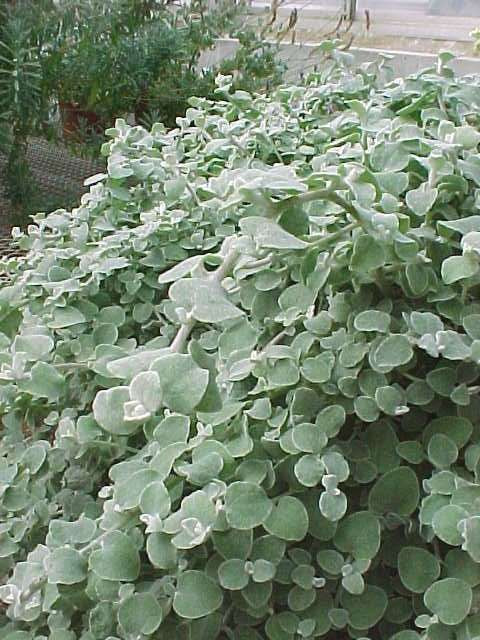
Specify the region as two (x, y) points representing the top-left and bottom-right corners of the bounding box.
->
(54, 362), (88, 370)
(19, 576), (46, 603)
(89, 439), (140, 455)
(170, 316), (196, 353)
(169, 243), (239, 353)
(80, 515), (134, 556)
(258, 131), (283, 164)
(311, 221), (358, 249)
(186, 182), (200, 207)
(212, 245), (239, 283)
(403, 372), (422, 383)
(276, 187), (362, 225)
(265, 329), (289, 349)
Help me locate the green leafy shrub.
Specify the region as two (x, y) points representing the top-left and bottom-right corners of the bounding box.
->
(53, 16), (188, 122)
(0, 0), (57, 213)
(50, 0), (282, 127)
(0, 0), (284, 216)
(135, 2), (286, 128)
(1, 51), (480, 640)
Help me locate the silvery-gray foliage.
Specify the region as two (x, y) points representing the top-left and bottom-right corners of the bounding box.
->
(1, 47), (480, 640)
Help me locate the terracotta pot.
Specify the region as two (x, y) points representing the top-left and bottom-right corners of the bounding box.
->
(59, 101), (104, 140)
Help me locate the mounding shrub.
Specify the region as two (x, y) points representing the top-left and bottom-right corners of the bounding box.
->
(1, 50), (480, 640)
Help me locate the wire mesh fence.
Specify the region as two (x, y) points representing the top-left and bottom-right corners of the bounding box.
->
(0, 138), (104, 256)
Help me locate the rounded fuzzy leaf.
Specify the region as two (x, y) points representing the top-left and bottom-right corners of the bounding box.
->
(424, 578), (472, 625)
(170, 278), (244, 324)
(14, 334), (54, 360)
(93, 323), (118, 346)
(334, 512), (381, 560)
(218, 559), (249, 590)
(441, 254), (478, 284)
(397, 441), (424, 465)
(432, 504), (468, 546)
(354, 395), (380, 422)
(118, 593), (163, 635)
(444, 549), (480, 586)
(319, 491), (347, 522)
(341, 585), (388, 630)
(294, 454), (324, 487)
(368, 467), (419, 516)
(212, 529), (253, 561)
(322, 452), (349, 482)
(146, 532), (177, 570)
(173, 570), (223, 619)
(225, 482), (272, 530)
(19, 362), (65, 402)
(263, 496), (309, 541)
(316, 549), (344, 575)
(240, 216), (308, 250)
(150, 353), (209, 414)
(372, 335), (413, 372)
(422, 416), (473, 449)
(375, 385), (408, 416)
(354, 310), (391, 333)
(288, 584), (316, 611)
(316, 405), (346, 438)
(301, 353), (335, 384)
(47, 519), (96, 548)
(304, 591), (333, 636)
(427, 434), (458, 469)
(129, 370), (162, 413)
(140, 480), (171, 518)
(45, 547), (87, 585)
(93, 386), (139, 435)
(114, 469), (160, 510)
(89, 531), (140, 582)
(342, 572), (364, 595)
(49, 305), (85, 328)
(252, 559), (276, 583)
(397, 547), (440, 593)
(350, 235), (385, 272)
(406, 184), (437, 216)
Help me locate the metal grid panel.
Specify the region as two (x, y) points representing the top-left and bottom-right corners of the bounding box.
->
(0, 137), (104, 260)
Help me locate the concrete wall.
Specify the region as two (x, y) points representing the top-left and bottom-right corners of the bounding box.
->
(428, 0), (480, 17)
(198, 38), (480, 80)
(252, 2), (478, 44)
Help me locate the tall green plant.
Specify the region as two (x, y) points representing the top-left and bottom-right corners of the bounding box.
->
(49, 1), (268, 130)
(142, 1), (286, 127)
(0, 2), (48, 211)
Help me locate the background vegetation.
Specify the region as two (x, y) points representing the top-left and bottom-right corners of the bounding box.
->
(0, 0), (285, 218)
